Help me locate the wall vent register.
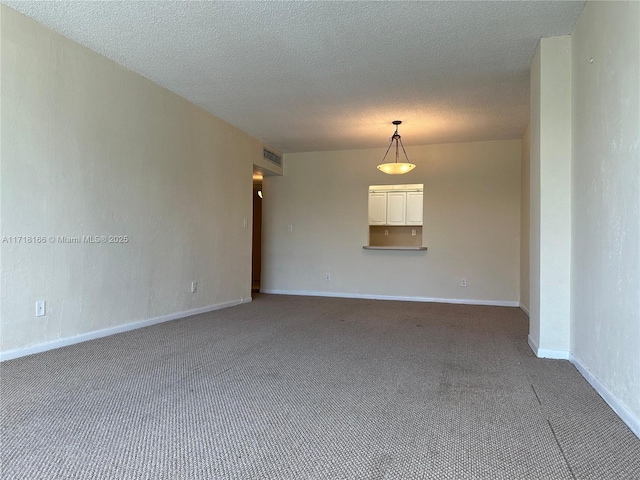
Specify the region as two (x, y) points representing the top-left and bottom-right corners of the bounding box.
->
(263, 148), (282, 166)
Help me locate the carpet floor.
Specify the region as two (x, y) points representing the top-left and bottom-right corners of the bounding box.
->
(1, 294), (639, 479)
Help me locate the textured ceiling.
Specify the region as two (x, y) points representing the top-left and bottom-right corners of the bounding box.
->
(5, 1), (585, 153)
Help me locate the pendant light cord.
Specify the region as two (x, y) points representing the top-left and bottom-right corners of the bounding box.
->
(398, 136), (409, 163)
(380, 136), (396, 164)
(380, 124), (409, 165)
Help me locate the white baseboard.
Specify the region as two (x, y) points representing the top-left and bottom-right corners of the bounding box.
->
(0, 297), (250, 362)
(527, 334), (570, 360)
(527, 336), (639, 439)
(260, 289), (519, 307)
(570, 353), (640, 439)
(519, 303), (530, 317)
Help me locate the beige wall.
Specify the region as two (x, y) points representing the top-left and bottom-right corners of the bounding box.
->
(527, 1), (639, 435)
(262, 140), (521, 305)
(571, 1), (640, 429)
(1, 7), (261, 356)
(520, 124), (530, 314)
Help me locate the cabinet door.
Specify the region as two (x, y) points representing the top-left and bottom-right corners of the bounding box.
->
(406, 191), (423, 225)
(386, 191), (406, 225)
(368, 192), (387, 225)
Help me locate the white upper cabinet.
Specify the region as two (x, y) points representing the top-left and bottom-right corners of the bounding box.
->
(368, 192), (387, 225)
(368, 184), (423, 226)
(406, 191), (424, 225)
(386, 191), (407, 225)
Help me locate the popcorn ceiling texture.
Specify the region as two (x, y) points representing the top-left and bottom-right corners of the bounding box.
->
(4, 1), (585, 152)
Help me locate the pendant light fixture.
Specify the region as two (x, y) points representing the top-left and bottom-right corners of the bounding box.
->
(377, 120), (416, 175)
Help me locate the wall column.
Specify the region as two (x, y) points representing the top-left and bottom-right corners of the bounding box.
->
(529, 36), (572, 357)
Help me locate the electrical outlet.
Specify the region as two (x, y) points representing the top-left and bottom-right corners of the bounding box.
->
(191, 281), (198, 293)
(287, 224), (293, 232)
(411, 229), (416, 236)
(36, 300), (46, 317)
(460, 278), (467, 287)
(384, 229), (389, 236)
(243, 218), (248, 228)
(325, 273), (331, 281)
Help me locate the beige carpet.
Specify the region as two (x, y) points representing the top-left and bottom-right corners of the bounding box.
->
(1, 294), (639, 479)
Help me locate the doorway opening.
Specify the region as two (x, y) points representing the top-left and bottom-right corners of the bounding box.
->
(252, 159), (281, 294)
(252, 177), (262, 292)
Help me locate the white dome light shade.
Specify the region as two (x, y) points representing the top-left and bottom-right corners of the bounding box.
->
(377, 162), (416, 174)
